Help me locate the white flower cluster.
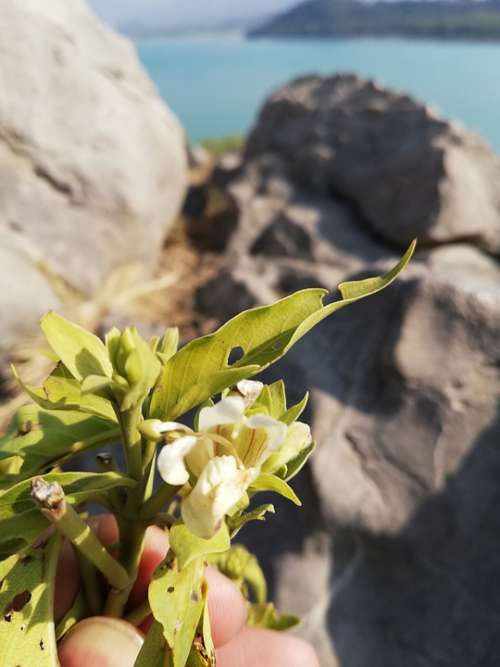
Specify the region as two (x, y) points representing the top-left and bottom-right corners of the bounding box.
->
(152, 381), (311, 539)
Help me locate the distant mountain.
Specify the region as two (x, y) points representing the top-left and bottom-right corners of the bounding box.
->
(249, 0), (500, 40)
(88, 0), (300, 37)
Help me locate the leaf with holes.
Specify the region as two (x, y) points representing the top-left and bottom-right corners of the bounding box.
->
(149, 554), (205, 667)
(0, 533), (61, 666)
(149, 241), (415, 420)
(0, 471), (136, 552)
(0, 404), (119, 480)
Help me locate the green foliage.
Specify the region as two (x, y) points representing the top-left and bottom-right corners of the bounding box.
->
(0, 243), (414, 666)
(200, 134), (245, 158)
(0, 534), (61, 665)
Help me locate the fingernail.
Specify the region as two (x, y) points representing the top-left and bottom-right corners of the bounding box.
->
(58, 617), (143, 667)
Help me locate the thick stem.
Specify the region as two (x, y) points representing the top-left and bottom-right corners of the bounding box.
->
(118, 405), (143, 482)
(125, 598), (151, 627)
(140, 483), (181, 521)
(31, 478), (130, 591)
(104, 520), (146, 617)
(76, 551), (102, 615)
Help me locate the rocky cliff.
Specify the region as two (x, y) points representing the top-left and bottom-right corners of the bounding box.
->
(190, 74), (500, 667)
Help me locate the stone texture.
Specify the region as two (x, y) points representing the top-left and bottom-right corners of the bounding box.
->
(246, 74), (500, 255)
(197, 80), (500, 666)
(0, 0), (187, 351)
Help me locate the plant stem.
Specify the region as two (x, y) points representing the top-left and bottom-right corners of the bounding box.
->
(125, 599), (151, 626)
(117, 404), (143, 482)
(76, 551), (102, 615)
(140, 483), (181, 521)
(104, 520), (146, 617)
(31, 478), (130, 591)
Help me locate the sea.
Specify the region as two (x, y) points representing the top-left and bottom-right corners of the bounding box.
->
(136, 35), (500, 153)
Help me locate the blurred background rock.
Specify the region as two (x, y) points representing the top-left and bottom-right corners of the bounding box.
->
(2, 1), (500, 666)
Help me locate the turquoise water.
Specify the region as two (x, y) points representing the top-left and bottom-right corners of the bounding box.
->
(137, 37), (500, 152)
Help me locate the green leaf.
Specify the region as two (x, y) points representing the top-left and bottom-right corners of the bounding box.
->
(150, 242), (415, 421)
(250, 473), (302, 506)
(0, 405), (120, 479)
(40, 311), (113, 380)
(55, 592), (86, 641)
(283, 442), (316, 482)
(115, 327), (162, 412)
(80, 374), (115, 396)
(252, 381), (286, 419)
(12, 366), (117, 423)
(247, 603), (300, 631)
(186, 581), (216, 667)
(227, 503), (275, 538)
(0, 471), (135, 551)
(157, 328), (180, 364)
(208, 545), (268, 603)
(149, 554), (205, 667)
(134, 621), (171, 667)
(170, 523), (230, 570)
(280, 392), (309, 425)
(0, 533), (61, 666)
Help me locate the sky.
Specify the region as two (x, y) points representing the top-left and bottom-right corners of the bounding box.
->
(88, 0), (299, 32)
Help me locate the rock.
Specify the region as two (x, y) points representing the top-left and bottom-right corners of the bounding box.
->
(246, 74), (500, 255)
(0, 0), (187, 351)
(196, 79), (500, 666)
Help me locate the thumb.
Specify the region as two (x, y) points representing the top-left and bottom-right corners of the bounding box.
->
(58, 617), (143, 667)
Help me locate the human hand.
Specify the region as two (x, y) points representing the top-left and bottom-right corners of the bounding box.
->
(55, 516), (319, 667)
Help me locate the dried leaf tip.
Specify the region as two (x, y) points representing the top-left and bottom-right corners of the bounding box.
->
(31, 477), (66, 516)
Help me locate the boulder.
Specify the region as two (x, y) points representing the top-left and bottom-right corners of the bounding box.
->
(197, 89), (500, 665)
(246, 74), (500, 255)
(0, 0), (187, 351)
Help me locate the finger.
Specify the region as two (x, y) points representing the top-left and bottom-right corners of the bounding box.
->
(217, 627), (320, 667)
(57, 515), (247, 647)
(130, 525), (247, 646)
(58, 617), (143, 667)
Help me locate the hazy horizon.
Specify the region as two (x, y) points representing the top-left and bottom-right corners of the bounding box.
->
(88, 0), (300, 32)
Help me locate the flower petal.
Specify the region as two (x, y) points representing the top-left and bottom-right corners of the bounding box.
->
(245, 413), (288, 463)
(181, 455), (257, 539)
(157, 435), (197, 486)
(198, 396), (246, 432)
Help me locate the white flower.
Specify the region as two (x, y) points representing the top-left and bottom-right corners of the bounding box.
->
(181, 456), (258, 539)
(155, 392), (290, 538)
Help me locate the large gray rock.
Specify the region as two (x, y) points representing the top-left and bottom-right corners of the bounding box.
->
(197, 106), (500, 666)
(246, 74), (500, 255)
(0, 0), (187, 350)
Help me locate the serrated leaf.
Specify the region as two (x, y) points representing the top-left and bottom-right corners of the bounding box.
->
(0, 405), (120, 480)
(207, 545), (268, 603)
(134, 621), (171, 667)
(0, 471), (135, 551)
(250, 472), (301, 506)
(247, 602), (300, 631)
(149, 554), (205, 667)
(280, 392), (309, 425)
(0, 533), (61, 666)
(170, 523), (230, 570)
(227, 503), (275, 538)
(41, 312), (112, 380)
(150, 242), (415, 421)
